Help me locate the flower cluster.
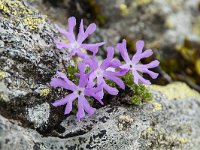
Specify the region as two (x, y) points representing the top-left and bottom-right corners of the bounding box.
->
(51, 16), (160, 120)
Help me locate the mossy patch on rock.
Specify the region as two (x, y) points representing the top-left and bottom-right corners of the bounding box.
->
(123, 71), (152, 105)
(66, 65), (79, 85)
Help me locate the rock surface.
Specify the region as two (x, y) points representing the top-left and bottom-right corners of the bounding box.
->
(0, 0), (72, 131)
(1, 82), (200, 150)
(1, 0), (200, 150)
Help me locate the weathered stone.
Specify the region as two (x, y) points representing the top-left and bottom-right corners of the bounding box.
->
(0, 0), (72, 131)
(26, 102), (50, 129)
(0, 83), (200, 150)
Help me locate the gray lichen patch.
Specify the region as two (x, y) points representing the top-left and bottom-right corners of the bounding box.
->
(118, 114), (134, 131)
(26, 102), (50, 129)
(0, 40), (4, 48)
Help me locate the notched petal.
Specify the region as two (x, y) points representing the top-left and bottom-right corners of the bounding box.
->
(136, 40), (144, 53)
(86, 23), (96, 35)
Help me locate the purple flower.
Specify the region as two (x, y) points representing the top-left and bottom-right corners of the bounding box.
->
(50, 63), (103, 120)
(85, 47), (126, 98)
(54, 16), (104, 59)
(116, 39), (160, 85)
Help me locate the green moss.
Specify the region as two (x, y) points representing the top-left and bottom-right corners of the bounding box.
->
(71, 100), (78, 114)
(106, 68), (152, 105)
(66, 63), (91, 85)
(123, 70), (133, 85)
(123, 71), (152, 105)
(66, 65), (79, 85)
(71, 96), (94, 114)
(106, 80), (116, 88)
(130, 96), (141, 105)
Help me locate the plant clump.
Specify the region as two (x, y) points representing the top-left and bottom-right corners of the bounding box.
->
(50, 16), (159, 120)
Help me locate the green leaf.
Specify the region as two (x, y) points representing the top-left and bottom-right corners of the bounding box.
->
(122, 71), (152, 105)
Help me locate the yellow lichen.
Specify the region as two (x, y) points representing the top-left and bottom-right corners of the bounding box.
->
(0, 93), (9, 102)
(119, 4), (129, 16)
(151, 101), (162, 112)
(40, 88), (50, 97)
(0, 71), (7, 80)
(0, 0), (46, 30)
(23, 16), (45, 30)
(166, 16), (176, 29)
(149, 82), (200, 101)
(0, 1), (10, 14)
(177, 137), (189, 144)
(0, 0), (33, 16)
(146, 127), (153, 134)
